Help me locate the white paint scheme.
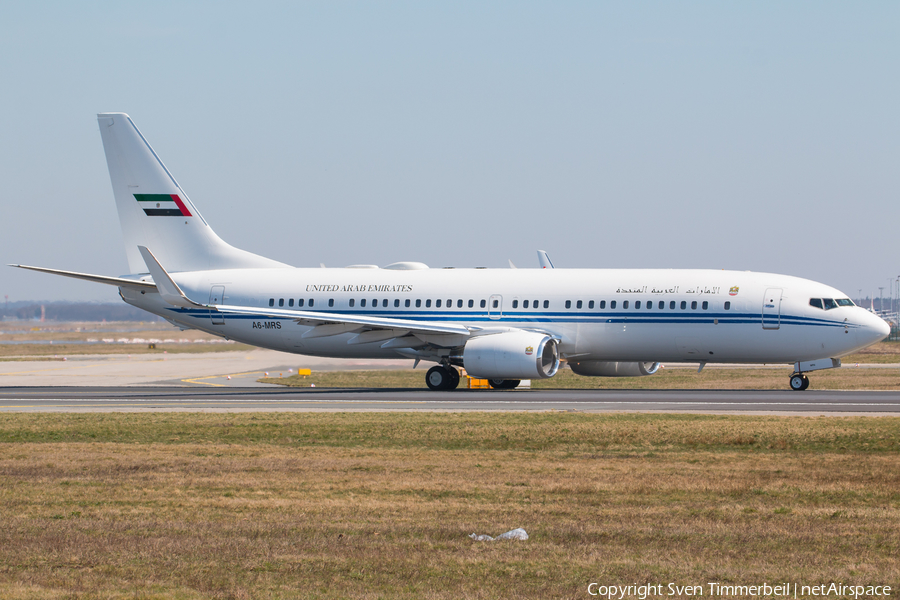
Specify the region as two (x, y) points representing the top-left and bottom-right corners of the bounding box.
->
(12, 114), (891, 390)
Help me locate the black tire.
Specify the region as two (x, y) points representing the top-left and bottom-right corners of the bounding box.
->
(789, 374), (805, 391)
(800, 374), (810, 390)
(426, 366), (450, 391)
(488, 379), (521, 390)
(446, 367), (460, 390)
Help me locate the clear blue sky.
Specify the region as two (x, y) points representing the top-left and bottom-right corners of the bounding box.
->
(2, 1), (898, 303)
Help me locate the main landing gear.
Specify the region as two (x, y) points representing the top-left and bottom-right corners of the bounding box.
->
(426, 365), (460, 391)
(488, 379), (521, 390)
(789, 373), (810, 391)
(423, 366), (520, 391)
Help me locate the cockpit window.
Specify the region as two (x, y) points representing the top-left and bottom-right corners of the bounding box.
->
(811, 298), (848, 310)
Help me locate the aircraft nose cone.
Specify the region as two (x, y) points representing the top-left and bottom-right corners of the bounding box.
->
(861, 312), (891, 345)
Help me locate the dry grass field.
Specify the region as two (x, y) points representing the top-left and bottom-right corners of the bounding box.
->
(0, 413), (898, 599)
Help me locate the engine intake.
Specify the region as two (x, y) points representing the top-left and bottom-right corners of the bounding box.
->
(569, 361), (660, 377)
(463, 331), (560, 379)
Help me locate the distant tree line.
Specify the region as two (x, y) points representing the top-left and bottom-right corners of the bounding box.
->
(0, 302), (158, 322)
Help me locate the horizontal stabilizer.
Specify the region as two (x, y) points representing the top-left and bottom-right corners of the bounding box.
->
(9, 264), (155, 291)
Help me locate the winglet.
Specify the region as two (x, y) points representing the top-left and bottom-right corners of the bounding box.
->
(138, 246), (203, 308)
(537, 250), (554, 269)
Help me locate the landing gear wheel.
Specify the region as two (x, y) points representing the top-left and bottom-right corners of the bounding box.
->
(446, 367), (460, 390)
(426, 366), (459, 391)
(789, 373), (809, 391)
(488, 379), (521, 390)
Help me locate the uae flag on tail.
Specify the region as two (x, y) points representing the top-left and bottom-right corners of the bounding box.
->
(134, 194), (193, 217)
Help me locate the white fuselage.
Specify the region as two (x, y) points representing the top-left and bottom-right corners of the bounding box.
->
(119, 266), (889, 365)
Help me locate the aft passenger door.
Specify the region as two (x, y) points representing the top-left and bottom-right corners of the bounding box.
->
(762, 288), (782, 330)
(209, 286), (225, 325)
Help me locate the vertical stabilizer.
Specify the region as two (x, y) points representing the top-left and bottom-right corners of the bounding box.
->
(97, 113), (288, 273)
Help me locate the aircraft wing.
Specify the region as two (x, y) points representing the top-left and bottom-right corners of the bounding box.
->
(137, 246), (473, 345)
(213, 303), (472, 337)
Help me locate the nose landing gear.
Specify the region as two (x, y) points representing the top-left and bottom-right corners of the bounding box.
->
(789, 373), (810, 391)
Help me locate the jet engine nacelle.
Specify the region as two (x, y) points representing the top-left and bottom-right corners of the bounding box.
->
(463, 331), (560, 379)
(568, 360), (660, 377)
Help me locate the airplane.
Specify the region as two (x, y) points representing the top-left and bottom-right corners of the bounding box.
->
(12, 113), (891, 391)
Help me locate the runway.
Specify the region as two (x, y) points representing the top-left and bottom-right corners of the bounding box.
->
(2, 386), (900, 414)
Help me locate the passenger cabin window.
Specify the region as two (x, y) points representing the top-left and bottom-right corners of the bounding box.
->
(523, 300), (529, 309)
(468, 299), (474, 308)
(600, 301), (606, 309)
(680, 301), (687, 310)
(297, 299), (304, 307)
(308, 299), (314, 307)
(426, 299), (432, 308)
(278, 299), (284, 307)
(691, 301), (697, 310)
(458, 299), (463, 308)
(361, 299), (366, 307)
(623, 300), (629, 309)
(724, 301), (730, 310)
(394, 299), (400, 307)
(588, 300), (594, 309)
(670, 301), (676, 309)
(480, 299), (486, 308)
(565, 300), (571, 308)
(349, 299), (355, 307)
(512, 300), (519, 309)
(533, 300), (538, 308)
(383, 299), (388, 307)
(576, 300), (583, 309)
(544, 300), (549, 309)
(610, 300), (616, 309)
(702, 301), (708, 310)
(288, 299), (294, 307)
(329, 299), (334, 307)
(416, 299), (422, 308)
(405, 299), (411, 307)
(269, 298), (274, 307)
(635, 301), (641, 309)
(436, 299), (442, 308)
(658, 301), (664, 309)
(647, 301), (652, 310)
(492, 299), (498, 308)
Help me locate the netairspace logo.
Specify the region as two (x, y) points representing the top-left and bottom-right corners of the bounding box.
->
(586, 582), (892, 599)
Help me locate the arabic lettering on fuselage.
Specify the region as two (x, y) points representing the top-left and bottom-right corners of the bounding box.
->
(618, 285), (720, 295)
(305, 284), (414, 293)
